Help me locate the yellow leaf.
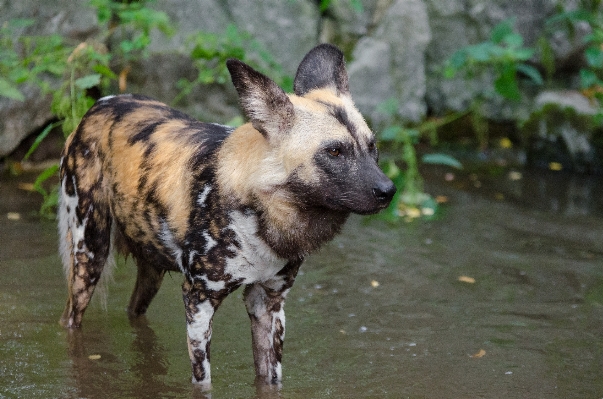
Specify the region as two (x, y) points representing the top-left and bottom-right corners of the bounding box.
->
(499, 137), (513, 149)
(88, 354), (101, 360)
(508, 171), (522, 181)
(458, 275), (476, 284)
(549, 162), (563, 171)
(371, 280), (380, 288)
(470, 349), (486, 358)
(17, 183), (35, 192)
(435, 195), (449, 204)
(7, 212), (20, 221)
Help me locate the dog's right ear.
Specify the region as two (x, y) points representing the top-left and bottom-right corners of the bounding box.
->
(226, 59), (295, 140)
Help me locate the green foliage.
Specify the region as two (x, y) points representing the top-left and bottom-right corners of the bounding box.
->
(443, 19), (543, 149)
(175, 24), (291, 104)
(544, 2), (603, 102)
(375, 99), (463, 221)
(0, 19), (70, 101)
(91, 0), (173, 64)
(33, 164), (60, 219)
(445, 18), (542, 102)
(318, 0), (363, 13)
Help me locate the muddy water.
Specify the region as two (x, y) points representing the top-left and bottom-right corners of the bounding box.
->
(1, 168), (602, 398)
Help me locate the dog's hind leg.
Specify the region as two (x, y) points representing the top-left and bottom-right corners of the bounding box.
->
(58, 161), (112, 328)
(127, 261), (166, 319)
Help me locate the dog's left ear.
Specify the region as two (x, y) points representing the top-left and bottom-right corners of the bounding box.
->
(293, 44), (349, 97)
(227, 59), (295, 140)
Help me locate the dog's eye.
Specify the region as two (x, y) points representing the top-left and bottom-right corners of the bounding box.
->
(327, 147), (341, 157)
(368, 141), (376, 151)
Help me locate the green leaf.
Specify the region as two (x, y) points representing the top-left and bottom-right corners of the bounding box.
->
(33, 163), (59, 197)
(74, 74), (101, 90)
(516, 63), (543, 85)
(585, 46), (603, 68)
(376, 98), (399, 117)
(466, 43), (493, 62)
(421, 153), (463, 169)
(380, 125), (404, 141)
(93, 64), (117, 79)
(494, 64), (521, 101)
(513, 47), (535, 60)
(491, 19), (515, 44)
(23, 121), (62, 161)
(0, 78), (25, 101)
(580, 68), (601, 89)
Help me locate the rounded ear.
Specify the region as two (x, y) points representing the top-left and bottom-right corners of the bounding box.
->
(226, 59), (295, 139)
(293, 44), (350, 97)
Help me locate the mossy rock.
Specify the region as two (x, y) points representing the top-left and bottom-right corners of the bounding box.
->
(521, 91), (603, 174)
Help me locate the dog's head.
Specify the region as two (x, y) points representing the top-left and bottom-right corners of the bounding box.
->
(226, 44), (395, 215)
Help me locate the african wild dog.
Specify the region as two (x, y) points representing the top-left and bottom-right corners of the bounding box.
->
(58, 44), (396, 386)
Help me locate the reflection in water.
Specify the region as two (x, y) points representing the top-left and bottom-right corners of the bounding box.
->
(518, 169), (603, 217)
(64, 316), (202, 399)
(129, 317), (170, 398)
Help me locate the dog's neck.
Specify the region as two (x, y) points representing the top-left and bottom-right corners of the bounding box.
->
(216, 123), (349, 259)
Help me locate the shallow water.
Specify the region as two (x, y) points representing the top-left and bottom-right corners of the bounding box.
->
(1, 168), (602, 398)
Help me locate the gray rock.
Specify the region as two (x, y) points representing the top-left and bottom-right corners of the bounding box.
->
(525, 90), (601, 173)
(424, 0), (558, 118)
(129, 0), (320, 122)
(348, 0), (431, 124)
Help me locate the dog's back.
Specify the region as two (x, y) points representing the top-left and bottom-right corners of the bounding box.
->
(58, 94), (233, 326)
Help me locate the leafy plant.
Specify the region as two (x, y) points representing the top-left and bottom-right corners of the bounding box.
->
(544, 2), (603, 102)
(444, 19), (543, 149)
(375, 99), (463, 221)
(175, 24), (292, 105)
(445, 18), (543, 102)
(0, 19), (70, 101)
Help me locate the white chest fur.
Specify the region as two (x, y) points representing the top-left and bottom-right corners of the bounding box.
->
(224, 210), (288, 285)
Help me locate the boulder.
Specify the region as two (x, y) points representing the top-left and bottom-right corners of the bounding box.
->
(348, 0), (431, 125)
(524, 90), (602, 174)
(0, 0), (98, 157)
(424, 0), (558, 118)
(127, 0), (320, 123)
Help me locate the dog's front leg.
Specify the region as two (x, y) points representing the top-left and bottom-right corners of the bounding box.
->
(243, 260), (302, 384)
(182, 279), (223, 386)
(243, 282), (287, 384)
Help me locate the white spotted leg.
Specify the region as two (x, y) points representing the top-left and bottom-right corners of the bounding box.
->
(182, 279), (224, 387)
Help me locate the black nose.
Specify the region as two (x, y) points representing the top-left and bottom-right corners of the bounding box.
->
(373, 181), (396, 203)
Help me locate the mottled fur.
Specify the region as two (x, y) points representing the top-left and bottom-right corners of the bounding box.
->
(58, 44), (395, 386)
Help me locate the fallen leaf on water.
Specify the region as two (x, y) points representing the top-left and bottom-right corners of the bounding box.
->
(371, 280), (380, 288)
(435, 195), (449, 204)
(7, 212), (20, 221)
(458, 275), (476, 284)
(421, 207), (435, 216)
(88, 354), (101, 360)
(508, 171), (522, 181)
(499, 137), (513, 149)
(470, 349), (486, 358)
(18, 183), (35, 192)
(549, 162), (563, 171)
